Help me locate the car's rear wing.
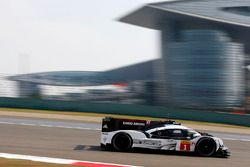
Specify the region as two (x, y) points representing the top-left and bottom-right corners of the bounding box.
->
(102, 117), (180, 132)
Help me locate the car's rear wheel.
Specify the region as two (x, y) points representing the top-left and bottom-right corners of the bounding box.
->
(196, 137), (216, 157)
(112, 132), (133, 152)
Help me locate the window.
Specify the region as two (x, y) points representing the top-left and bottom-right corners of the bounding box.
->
(222, 6), (250, 16)
(172, 129), (183, 138)
(151, 129), (188, 139)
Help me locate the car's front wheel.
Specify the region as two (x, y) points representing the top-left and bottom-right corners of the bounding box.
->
(196, 137), (216, 157)
(112, 132), (133, 152)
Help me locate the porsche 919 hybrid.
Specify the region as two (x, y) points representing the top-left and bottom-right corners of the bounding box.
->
(100, 117), (230, 157)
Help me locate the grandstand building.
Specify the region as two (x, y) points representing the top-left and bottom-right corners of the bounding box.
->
(120, 0), (250, 110)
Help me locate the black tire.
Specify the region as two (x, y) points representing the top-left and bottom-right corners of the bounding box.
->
(196, 137), (216, 157)
(112, 132), (133, 152)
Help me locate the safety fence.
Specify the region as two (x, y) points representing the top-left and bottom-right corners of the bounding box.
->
(0, 97), (249, 126)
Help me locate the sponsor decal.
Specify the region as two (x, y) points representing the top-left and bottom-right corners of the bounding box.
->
(133, 139), (142, 144)
(122, 121), (145, 126)
(102, 132), (109, 135)
(166, 139), (174, 142)
(133, 139), (161, 146)
(143, 140), (161, 146)
(102, 124), (108, 129)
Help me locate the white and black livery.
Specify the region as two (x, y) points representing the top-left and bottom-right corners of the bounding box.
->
(100, 117), (230, 157)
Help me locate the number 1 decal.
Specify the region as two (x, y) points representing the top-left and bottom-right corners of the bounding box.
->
(180, 140), (191, 151)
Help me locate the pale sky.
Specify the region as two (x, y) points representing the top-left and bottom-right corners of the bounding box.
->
(0, 0), (167, 74)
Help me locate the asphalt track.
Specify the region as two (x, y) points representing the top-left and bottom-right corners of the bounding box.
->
(0, 116), (250, 167)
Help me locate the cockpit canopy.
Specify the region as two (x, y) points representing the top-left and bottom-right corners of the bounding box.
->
(146, 125), (201, 139)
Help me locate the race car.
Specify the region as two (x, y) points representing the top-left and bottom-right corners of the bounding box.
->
(100, 117), (230, 157)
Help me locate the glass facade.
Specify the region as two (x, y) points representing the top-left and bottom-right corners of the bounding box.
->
(163, 30), (245, 109)
(222, 6), (250, 16)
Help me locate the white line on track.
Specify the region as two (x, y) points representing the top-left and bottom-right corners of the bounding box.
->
(0, 121), (101, 131)
(222, 137), (250, 142)
(1, 121), (250, 142)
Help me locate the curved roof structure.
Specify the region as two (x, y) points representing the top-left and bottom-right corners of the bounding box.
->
(8, 60), (157, 86)
(120, 0), (250, 54)
(8, 71), (104, 86)
(120, 0), (250, 28)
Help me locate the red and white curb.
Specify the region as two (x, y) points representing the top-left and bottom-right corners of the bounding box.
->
(0, 153), (142, 167)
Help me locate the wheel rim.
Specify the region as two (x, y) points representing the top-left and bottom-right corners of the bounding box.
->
(197, 139), (215, 156)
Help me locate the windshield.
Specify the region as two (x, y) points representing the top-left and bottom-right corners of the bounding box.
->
(187, 129), (201, 138)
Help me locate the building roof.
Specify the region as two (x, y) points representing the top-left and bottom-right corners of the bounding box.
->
(120, 0), (250, 54)
(8, 71), (104, 86)
(120, 0), (250, 29)
(8, 59), (157, 86)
